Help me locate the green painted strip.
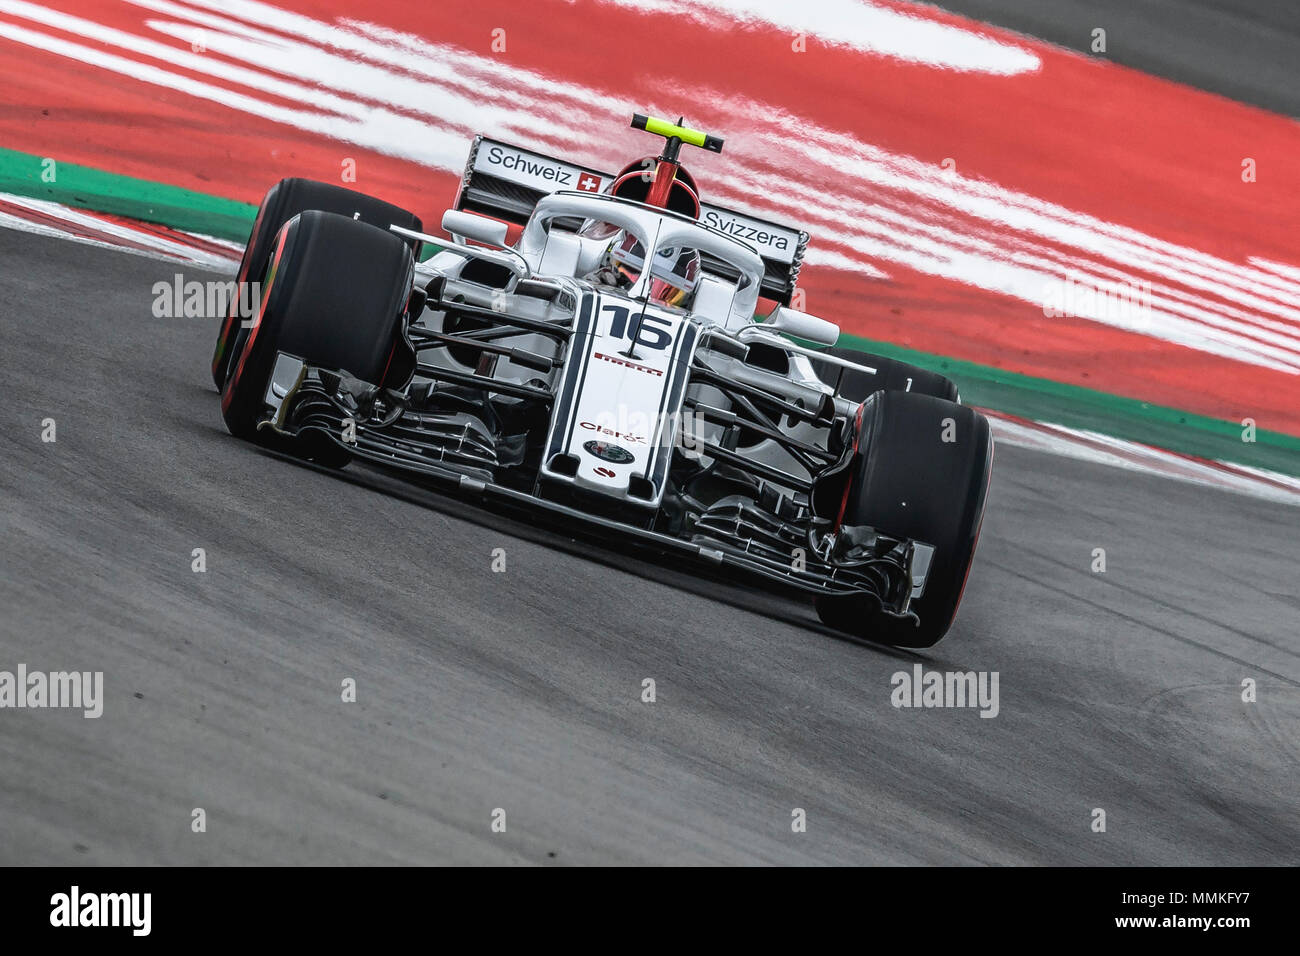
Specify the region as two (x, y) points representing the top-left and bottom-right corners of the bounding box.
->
(0, 145), (445, 260)
(836, 332), (1300, 478)
(0, 145), (257, 241)
(0, 145), (1293, 474)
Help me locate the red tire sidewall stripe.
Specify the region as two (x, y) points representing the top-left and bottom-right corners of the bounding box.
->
(833, 400), (866, 533)
(222, 222), (289, 413)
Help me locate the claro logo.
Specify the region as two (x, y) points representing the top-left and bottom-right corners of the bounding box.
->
(579, 421), (645, 444)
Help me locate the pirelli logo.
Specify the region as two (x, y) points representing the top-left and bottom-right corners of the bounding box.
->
(594, 351), (663, 377)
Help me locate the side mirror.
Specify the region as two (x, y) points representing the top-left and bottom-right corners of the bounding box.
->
(763, 306), (839, 346)
(442, 209), (510, 247)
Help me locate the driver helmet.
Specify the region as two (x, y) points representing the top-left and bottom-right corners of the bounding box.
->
(605, 232), (701, 309)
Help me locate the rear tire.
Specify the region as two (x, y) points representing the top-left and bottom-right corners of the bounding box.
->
(220, 210), (415, 463)
(815, 390), (992, 648)
(212, 178), (422, 389)
(811, 346), (958, 403)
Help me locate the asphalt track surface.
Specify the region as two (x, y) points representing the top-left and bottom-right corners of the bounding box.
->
(934, 0), (1300, 117)
(2, 223), (1297, 865)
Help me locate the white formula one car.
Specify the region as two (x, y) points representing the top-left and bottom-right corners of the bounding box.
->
(209, 114), (992, 647)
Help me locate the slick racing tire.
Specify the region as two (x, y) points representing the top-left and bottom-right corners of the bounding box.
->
(815, 390), (992, 648)
(812, 346), (958, 403)
(220, 210), (415, 466)
(211, 178), (422, 389)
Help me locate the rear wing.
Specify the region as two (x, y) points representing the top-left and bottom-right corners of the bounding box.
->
(455, 136), (809, 306)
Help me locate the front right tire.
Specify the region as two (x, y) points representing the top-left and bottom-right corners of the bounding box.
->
(212, 178), (422, 390)
(220, 210), (415, 454)
(815, 390), (992, 648)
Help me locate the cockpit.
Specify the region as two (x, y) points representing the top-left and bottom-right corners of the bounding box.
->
(516, 191), (765, 328)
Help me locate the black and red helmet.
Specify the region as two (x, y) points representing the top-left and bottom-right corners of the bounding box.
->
(607, 157), (701, 218)
(607, 232), (701, 309)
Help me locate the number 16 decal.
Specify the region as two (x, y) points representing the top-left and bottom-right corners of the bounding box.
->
(601, 304), (673, 351)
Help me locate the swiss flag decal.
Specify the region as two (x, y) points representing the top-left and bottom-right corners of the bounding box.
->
(578, 174), (602, 192)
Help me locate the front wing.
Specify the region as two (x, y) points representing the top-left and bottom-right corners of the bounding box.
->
(255, 355), (932, 617)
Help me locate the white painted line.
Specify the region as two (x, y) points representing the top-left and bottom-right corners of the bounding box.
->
(0, 192), (239, 268)
(987, 413), (1300, 507)
(602, 0), (1042, 74)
